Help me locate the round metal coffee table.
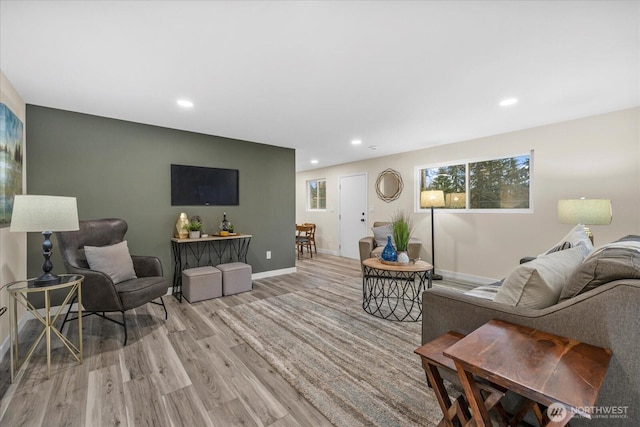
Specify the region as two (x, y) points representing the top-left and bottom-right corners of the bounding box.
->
(362, 257), (433, 322)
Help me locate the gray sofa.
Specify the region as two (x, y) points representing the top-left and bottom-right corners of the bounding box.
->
(422, 277), (640, 426)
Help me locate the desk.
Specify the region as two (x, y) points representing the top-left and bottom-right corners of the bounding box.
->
(444, 319), (612, 426)
(171, 234), (252, 301)
(361, 257), (432, 321)
(7, 274), (84, 382)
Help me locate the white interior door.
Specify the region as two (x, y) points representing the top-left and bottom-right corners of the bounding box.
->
(339, 173), (367, 259)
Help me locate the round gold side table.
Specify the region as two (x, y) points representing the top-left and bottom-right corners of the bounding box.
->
(7, 274), (84, 382)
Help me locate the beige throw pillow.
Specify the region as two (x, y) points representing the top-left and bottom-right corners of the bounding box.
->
(495, 245), (590, 308)
(85, 240), (137, 284)
(539, 224), (593, 256)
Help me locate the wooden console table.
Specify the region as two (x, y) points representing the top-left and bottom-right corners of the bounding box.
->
(444, 319), (612, 426)
(171, 234), (252, 301)
(361, 257), (432, 321)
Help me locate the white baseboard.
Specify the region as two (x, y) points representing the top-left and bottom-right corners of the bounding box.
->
(317, 248), (340, 256)
(437, 269), (499, 286)
(252, 267), (296, 280)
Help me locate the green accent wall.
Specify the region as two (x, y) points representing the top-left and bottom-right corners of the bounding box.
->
(25, 105), (295, 292)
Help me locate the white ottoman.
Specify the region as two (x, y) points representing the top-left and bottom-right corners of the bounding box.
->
(216, 262), (252, 296)
(182, 266), (222, 303)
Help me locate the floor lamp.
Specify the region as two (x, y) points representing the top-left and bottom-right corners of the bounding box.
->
(420, 190), (445, 280)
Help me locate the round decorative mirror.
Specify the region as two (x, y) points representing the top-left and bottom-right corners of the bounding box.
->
(375, 168), (403, 202)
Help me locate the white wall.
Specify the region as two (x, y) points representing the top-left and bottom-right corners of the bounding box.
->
(297, 107), (640, 282)
(0, 69), (27, 353)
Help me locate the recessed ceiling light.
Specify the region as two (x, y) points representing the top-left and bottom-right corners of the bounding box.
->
(177, 99), (194, 108)
(311, 159), (319, 164)
(351, 139), (362, 145)
(499, 97), (518, 107)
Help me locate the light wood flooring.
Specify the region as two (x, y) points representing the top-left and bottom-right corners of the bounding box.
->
(0, 254), (472, 427)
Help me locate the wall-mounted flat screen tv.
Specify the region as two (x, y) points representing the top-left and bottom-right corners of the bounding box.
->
(171, 164), (239, 206)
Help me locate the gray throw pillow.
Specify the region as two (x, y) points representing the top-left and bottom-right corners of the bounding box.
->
(85, 240), (137, 284)
(495, 245), (590, 309)
(372, 224), (394, 247)
(559, 241), (640, 301)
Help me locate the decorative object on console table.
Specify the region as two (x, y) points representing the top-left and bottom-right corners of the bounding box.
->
(420, 190), (445, 280)
(184, 220), (203, 238)
(558, 198), (612, 244)
(380, 235), (397, 262)
(220, 212), (232, 232)
(175, 212), (189, 238)
(10, 195), (79, 286)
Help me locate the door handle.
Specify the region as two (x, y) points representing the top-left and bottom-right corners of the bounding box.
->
(360, 219), (366, 222)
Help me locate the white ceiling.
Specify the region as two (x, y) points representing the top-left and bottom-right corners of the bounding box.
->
(1, 1), (638, 171)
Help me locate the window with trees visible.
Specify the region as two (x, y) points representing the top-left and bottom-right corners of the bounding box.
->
(307, 179), (326, 210)
(416, 152), (531, 211)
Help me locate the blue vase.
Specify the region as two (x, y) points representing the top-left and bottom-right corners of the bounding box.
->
(381, 235), (397, 262)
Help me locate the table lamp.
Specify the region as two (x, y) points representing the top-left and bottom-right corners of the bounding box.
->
(420, 190), (446, 280)
(10, 195), (79, 286)
(557, 198), (612, 244)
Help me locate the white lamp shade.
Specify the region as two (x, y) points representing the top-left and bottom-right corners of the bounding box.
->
(557, 199), (612, 225)
(446, 192), (466, 208)
(420, 190), (446, 208)
(10, 195), (79, 232)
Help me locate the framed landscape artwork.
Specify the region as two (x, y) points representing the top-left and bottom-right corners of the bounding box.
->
(0, 103), (24, 227)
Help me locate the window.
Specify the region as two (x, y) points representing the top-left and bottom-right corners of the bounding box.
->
(307, 179), (326, 210)
(419, 163), (467, 209)
(416, 152), (531, 212)
(469, 156), (530, 209)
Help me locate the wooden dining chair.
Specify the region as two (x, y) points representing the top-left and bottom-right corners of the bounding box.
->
(302, 223), (317, 254)
(296, 224), (313, 259)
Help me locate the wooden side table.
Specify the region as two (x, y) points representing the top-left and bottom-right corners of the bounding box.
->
(444, 319), (612, 426)
(7, 274), (84, 382)
(362, 257), (432, 321)
(414, 331), (509, 427)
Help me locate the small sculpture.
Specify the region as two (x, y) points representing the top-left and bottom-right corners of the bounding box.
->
(176, 213), (189, 239)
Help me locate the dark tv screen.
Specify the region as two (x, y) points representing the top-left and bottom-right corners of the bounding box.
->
(171, 164), (239, 206)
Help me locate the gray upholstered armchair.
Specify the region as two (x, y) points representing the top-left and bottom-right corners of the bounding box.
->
(57, 218), (169, 345)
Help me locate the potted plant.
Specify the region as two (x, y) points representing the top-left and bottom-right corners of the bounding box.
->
(391, 211), (413, 264)
(185, 221), (203, 239)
